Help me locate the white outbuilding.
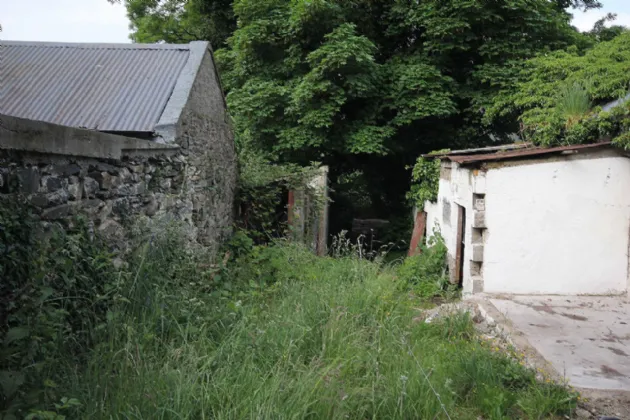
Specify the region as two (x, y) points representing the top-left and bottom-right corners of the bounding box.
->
(423, 142), (630, 296)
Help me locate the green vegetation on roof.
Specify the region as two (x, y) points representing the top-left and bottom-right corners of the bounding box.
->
(486, 31), (630, 148)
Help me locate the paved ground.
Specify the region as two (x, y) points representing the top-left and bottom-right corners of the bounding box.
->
(488, 295), (630, 391)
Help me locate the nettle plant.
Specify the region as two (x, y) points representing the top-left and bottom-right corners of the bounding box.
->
(0, 196), (119, 418)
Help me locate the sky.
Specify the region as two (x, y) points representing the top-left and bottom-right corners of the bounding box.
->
(571, 0), (630, 32)
(1, 0), (630, 44)
(0, 0), (131, 43)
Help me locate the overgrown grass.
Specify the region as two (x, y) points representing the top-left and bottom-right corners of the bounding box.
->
(2, 213), (577, 419)
(75, 247), (575, 419)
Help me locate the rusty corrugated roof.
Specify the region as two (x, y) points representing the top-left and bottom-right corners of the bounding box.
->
(424, 142), (613, 165)
(0, 41), (192, 133)
(425, 143), (531, 158)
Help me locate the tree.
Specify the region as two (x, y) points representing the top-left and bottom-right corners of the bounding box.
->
(122, 0), (593, 229)
(485, 30), (630, 147)
(212, 0), (586, 224)
(124, 0), (235, 48)
(587, 13), (626, 42)
(555, 0), (602, 10)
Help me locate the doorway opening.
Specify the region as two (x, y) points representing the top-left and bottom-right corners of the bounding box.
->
(455, 204), (466, 287)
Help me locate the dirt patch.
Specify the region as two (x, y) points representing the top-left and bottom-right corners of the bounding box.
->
(576, 389), (630, 419)
(607, 347), (628, 357)
(561, 312), (588, 321)
(600, 365), (625, 378)
(532, 303), (557, 314)
(601, 331), (630, 343)
(517, 300), (588, 321)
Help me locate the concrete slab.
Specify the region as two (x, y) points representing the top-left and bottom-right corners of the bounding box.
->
(488, 295), (630, 391)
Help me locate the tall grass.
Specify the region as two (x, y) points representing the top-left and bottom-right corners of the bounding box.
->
(52, 236), (576, 419)
(556, 81), (592, 122)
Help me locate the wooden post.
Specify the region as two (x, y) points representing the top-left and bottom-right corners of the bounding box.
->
(315, 166), (329, 256)
(287, 190), (295, 226)
(408, 211), (427, 256)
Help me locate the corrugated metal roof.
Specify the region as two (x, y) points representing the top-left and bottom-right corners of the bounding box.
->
(0, 41), (192, 133)
(424, 142), (613, 165)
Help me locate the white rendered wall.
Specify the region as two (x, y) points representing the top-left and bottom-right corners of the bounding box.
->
(483, 152), (630, 295)
(425, 163), (481, 295)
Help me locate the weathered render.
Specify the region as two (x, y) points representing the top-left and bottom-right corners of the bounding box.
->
(0, 40), (236, 254)
(424, 144), (630, 296)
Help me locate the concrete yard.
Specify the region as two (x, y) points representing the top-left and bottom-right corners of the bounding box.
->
(487, 295), (630, 391)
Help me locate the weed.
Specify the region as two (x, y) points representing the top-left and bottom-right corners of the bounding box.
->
(556, 81), (592, 123)
(1, 205), (577, 419)
(396, 232), (454, 298)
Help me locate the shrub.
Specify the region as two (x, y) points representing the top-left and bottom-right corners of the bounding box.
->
(0, 196), (120, 418)
(556, 81), (592, 123)
(396, 233), (450, 298)
(235, 148), (322, 243)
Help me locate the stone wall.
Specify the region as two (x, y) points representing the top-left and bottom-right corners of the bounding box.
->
(0, 112), (236, 256)
(1, 148), (189, 243)
(0, 45), (237, 255)
(173, 49), (237, 251)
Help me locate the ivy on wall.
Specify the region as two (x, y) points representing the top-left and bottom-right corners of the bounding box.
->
(406, 150), (450, 209)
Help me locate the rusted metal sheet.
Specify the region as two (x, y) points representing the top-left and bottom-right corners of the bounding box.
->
(448, 142), (612, 165)
(424, 143), (531, 158)
(0, 41), (190, 133)
(423, 142), (612, 165)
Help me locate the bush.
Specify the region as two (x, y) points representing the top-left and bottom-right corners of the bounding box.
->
(0, 197), (119, 418)
(235, 149), (321, 243)
(396, 234), (450, 298)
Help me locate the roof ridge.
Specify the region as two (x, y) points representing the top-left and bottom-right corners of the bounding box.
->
(0, 40), (195, 50)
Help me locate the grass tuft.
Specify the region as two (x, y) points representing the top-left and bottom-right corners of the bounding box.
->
(556, 81), (592, 123)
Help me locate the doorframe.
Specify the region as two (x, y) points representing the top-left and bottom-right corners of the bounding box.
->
(454, 204), (466, 287)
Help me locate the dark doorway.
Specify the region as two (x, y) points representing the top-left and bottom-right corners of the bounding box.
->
(455, 205), (466, 287)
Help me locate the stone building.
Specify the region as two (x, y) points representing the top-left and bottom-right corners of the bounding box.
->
(0, 40), (236, 253)
(422, 142), (630, 296)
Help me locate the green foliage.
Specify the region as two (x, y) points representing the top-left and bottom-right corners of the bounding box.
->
(0, 197), (118, 418)
(218, 0), (582, 159)
(556, 81), (592, 121)
(79, 243), (575, 418)
(586, 13), (626, 42)
(236, 148), (323, 242)
(124, 0), (236, 48)
(2, 204), (577, 418)
(124, 0), (596, 231)
(406, 149), (449, 207)
(396, 233), (451, 298)
(210, 0), (585, 212)
(487, 30), (630, 147)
